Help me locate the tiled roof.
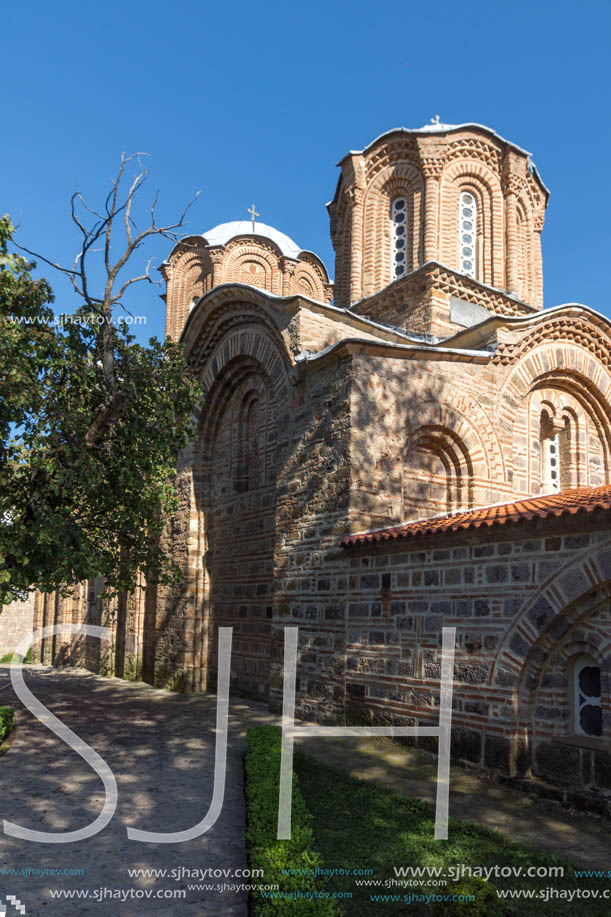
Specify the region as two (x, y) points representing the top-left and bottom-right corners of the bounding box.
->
(339, 485), (611, 547)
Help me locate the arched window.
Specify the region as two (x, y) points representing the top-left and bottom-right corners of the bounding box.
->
(391, 197), (408, 279)
(573, 657), (602, 737)
(540, 410), (561, 493)
(459, 191), (477, 278)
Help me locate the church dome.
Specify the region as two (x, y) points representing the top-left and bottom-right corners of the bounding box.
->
(201, 221), (303, 259)
(163, 218), (333, 339)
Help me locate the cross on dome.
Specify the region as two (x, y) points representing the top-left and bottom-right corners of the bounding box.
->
(247, 204), (259, 232)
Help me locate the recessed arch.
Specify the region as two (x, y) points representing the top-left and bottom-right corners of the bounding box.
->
(440, 159), (504, 287)
(361, 161), (425, 295)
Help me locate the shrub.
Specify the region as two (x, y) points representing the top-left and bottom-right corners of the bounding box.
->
(245, 726), (339, 916)
(0, 647), (32, 664)
(0, 706), (15, 741)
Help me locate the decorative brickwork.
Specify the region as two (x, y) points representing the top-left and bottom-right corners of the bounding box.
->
(329, 124), (548, 311)
(163, 227), (332, 341)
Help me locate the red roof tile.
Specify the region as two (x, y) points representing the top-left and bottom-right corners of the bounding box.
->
(339, 485), (611, 547)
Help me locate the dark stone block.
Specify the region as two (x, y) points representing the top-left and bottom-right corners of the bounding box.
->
(324, 605), (343, 620)
(408, 601), (429, 613)
(484, 735), (511, 773)
(463, 568), (475, 584)
(558, 568), (589, 602)
(565, 534), (590, 550)
(455, 663), (487, 684)
(424, 570), (439, 586)
(511, 564), (530, 583)
(381, 572), (391, 588)
(528, 595), (555, 631)
(522, 540), (542, 553)
(431, 601), (452, 614)
(451, 726), (482, 764)
(486, 564), (508, 583)
(346, 683), (365, 699)
(418, 735), (439, 754)
(593, 752), (611, 789)
(464, 635), (482, 653)
(360, 574), (380, 589)
(474, 545), (495, 558)
(455, 599), (472, 616)
(474, 599), (491, 617)
(534, 740), (580, 785)
(464, 700), (488, 715)
(545, 536), (562, 551)
(348, 603), (369, 618)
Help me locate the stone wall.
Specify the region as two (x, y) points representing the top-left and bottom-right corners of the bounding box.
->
(340, 515), (611, 793)
(0, 594), (36, 657)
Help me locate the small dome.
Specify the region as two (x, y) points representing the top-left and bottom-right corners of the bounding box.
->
(201, 221), (302, 259)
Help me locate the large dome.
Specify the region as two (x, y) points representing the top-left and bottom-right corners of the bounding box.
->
(200, 220), (302, 259)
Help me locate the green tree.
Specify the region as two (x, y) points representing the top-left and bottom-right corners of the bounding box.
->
(0, 156), (202, 605)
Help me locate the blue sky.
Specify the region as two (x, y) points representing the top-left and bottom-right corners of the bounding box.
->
(4, 0), (611, 341)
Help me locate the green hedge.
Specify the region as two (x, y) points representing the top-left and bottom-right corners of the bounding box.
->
(245, 726), (339, 916)
(0, 647), (32, 664)
(0, 706), (15, 742)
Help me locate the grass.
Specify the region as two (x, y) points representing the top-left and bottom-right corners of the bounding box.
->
(245, 726), (339, 915)
(0, 706), (15, 742)
(293, 751), (611, 915)
(0, 647), (32, 664)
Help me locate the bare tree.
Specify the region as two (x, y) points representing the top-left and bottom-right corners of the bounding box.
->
(17, 152), (200, 446)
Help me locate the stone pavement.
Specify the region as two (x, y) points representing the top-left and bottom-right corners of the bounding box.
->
(0, 664), (274, 917)
(296, 734), (611, 870)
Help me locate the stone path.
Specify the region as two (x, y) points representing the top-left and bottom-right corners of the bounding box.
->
(0, 665), (274, 917)
(296, 734), (611, 870)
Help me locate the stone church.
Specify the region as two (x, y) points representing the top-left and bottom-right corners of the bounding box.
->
(32, 120), (611, 799)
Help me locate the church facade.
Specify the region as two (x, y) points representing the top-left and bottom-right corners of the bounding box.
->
(33, 121), (611, 801)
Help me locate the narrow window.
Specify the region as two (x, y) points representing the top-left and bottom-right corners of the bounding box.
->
(391, 198), (408, 279)
(574, 657), (602, 737)
(459, 191), (477, 278)
(541, 432), (560, 493)
(540, 410), (561, 493)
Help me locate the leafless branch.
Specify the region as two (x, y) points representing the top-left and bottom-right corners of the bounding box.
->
(15, 153), (200, 447)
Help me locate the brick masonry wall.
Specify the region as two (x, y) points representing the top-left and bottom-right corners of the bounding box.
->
(341, 519), (611, 793)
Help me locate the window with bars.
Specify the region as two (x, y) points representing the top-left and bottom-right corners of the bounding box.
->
(459, 191), (477, 278)
(574, 657), (602, 737)
(541, 431), (561, 493)
(391, 197), (408, 280)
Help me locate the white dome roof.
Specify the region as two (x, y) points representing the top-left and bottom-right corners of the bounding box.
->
(201, 221), (302, 259)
